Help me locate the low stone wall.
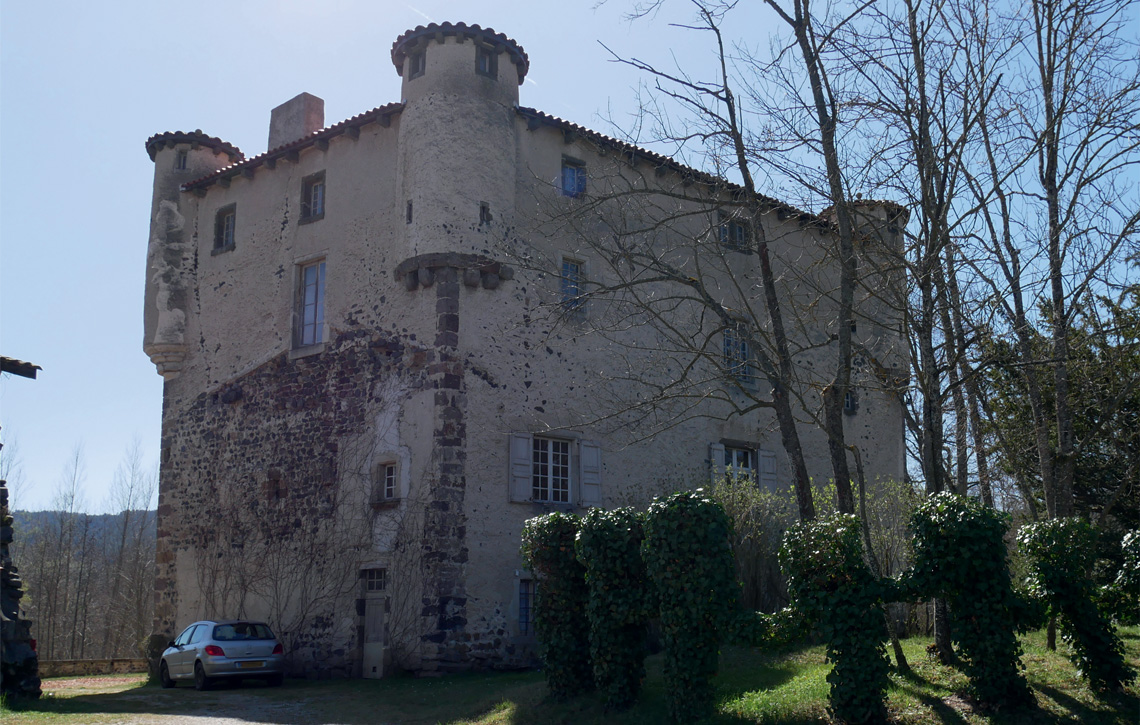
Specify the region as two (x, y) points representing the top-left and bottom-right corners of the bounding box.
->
(39, 659), (148, 678)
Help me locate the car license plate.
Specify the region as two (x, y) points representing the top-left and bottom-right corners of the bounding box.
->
(238, 661), (264, 669)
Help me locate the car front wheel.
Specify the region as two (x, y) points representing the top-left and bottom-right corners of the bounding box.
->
(160, 661), (175, 689)
(194, 662), (212, 691)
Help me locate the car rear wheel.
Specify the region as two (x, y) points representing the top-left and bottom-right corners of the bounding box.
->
(194, 662), (212, 691)
(268, 673), (284, 687)
(160, 661), (175, 689)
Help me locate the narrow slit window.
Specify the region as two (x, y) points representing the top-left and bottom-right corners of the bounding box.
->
(300, 172), (325, 222)
(296, 260), (326, 347)
(214, 204), (236, 252)
(174, 149), (188, 170)
(561, 257), (583, 312)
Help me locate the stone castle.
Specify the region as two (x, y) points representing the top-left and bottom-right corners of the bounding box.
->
(143, 22), (907, 677)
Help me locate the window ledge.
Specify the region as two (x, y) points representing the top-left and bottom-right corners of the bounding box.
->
(211, 244), (235, 256)
(298, 213), (325, 226)
(369, 499), (401, 511)
(289, 342), (327, 360)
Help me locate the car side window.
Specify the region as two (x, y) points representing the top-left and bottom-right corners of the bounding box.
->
(174, 625), (196, 646)
(189, 625), (208, 645)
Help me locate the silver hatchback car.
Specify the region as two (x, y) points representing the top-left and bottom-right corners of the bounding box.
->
(160, 620), (285, 690)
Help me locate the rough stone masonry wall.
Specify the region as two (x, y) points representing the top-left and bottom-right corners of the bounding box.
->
(154, 325), (432, 678)
(1, 481), (41, 698)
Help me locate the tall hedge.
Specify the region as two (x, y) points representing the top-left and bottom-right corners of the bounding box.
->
(575, 507), (652, 710)
(520, 512), (593, 699)
(907, 492), (1033, 707)
(780, 514), (890, 725)
(642, 491), (738, 723)
(1102, 529), (1140, 625)
(1019, 518), (1136, 692)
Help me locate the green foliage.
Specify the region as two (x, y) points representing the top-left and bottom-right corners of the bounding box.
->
(642, 490), (738, 723)
(1102, 530), (1140, 625)
(520, 512), (593, 700)
(1019, 518), (1137, 691)
(575, 507), (652, 710)
(780, 513), (890, 724)
(706, 474), (791, 613)
(907, 492), (1033, 707)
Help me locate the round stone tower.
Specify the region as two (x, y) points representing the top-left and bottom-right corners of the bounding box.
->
(142, 131), (241, 378)
(391, 23), (529, 257)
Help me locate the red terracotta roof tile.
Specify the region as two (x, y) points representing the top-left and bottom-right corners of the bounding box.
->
(391, 22), (529, 85)
(145, 130), (243, 163)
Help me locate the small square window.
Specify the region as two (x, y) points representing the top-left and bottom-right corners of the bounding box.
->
(561, 159), (586, 198)
(174, 149), (188, 170)
(408, 50), (426, 79)
(300, 172), (325, 223)
(718, 213), (752, 251)
(476, 45), (498, 79)
(213, 204), (236, 253)
(723, 321), (755, 386)
(362, 568), (387, 593)
(532, 436), (571, 504)
(295, 260), (326, 348)
(561, 257), (584, 312)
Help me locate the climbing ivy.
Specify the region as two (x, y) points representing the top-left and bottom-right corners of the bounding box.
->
(1101, 529), (1140, 626)
(520, 512), (593, 699)
(575, 507), (652, 710)
(1019, 518), (1137, 692)
(780, 514), (890, 725)
(906, 492), (1034, 707)
(642, 491), (738, 723)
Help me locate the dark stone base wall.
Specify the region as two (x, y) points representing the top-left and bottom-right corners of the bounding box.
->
(1, 481), (41, 698)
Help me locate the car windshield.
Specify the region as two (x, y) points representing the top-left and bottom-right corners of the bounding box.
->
(213, 622), (275, 641)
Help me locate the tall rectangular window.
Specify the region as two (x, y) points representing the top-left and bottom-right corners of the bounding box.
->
(561, 159), (586, 198)
(561, 257), (583, 311)
(532, 436), (571, 503)
(214, 204), (236, 252)
(174, 149), (188, 170)
(296, 260), (326, 347)
(723, 321), (754, 385)
(408, 49), (426, 79)
(518, 579), (534, 635)
(300, 172), (325, 222)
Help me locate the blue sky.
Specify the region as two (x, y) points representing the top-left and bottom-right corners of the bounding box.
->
(1, 0), (778, 512)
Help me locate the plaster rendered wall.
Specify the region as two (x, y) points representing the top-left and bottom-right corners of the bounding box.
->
(147, 26), (907, 678)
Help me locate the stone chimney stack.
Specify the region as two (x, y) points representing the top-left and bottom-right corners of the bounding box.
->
(268, 92), (324, 150)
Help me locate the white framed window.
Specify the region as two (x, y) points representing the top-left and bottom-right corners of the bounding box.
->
(509, 433), (602, 506)
(300, 171), (325, 222)
(295, 259), (326, 347)
(723, 321), (755, 386)
(561, 158), (586, 198)
(213, 204), (236, 253)
(561, 257), (584, 312)
(371, 462), (399, 506)
(362, 568), (387, 594)
(725, 445), (756, 479)
(710, 442), (778, 489)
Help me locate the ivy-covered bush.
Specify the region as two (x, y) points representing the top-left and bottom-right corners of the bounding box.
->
(1101, 529), (1140, 625)
(575, 507), (652, 710)
(907, 492), (1033, 707)
(642, 491), (738, 723)
(520, 512), (593, 699)
(780, 514), (890, 725)
(1019, 518), (1137, 692)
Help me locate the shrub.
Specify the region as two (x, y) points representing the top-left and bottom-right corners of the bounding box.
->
(1019, 518), (1137, 691)
(575, 507), (652, 710)
(520, 512), (593, 699)
(780, 513), (890, 725)
(1100, 529), (1139, 625)
(707, 474), (791, 613)
(642, 490), (738, 723)
(907, 492), (1033, 707)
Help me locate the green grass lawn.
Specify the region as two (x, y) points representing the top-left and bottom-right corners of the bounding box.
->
(3, 627), (1137, 724)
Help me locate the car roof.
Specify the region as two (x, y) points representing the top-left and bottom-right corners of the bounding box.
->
(186, 619), (270, 627)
